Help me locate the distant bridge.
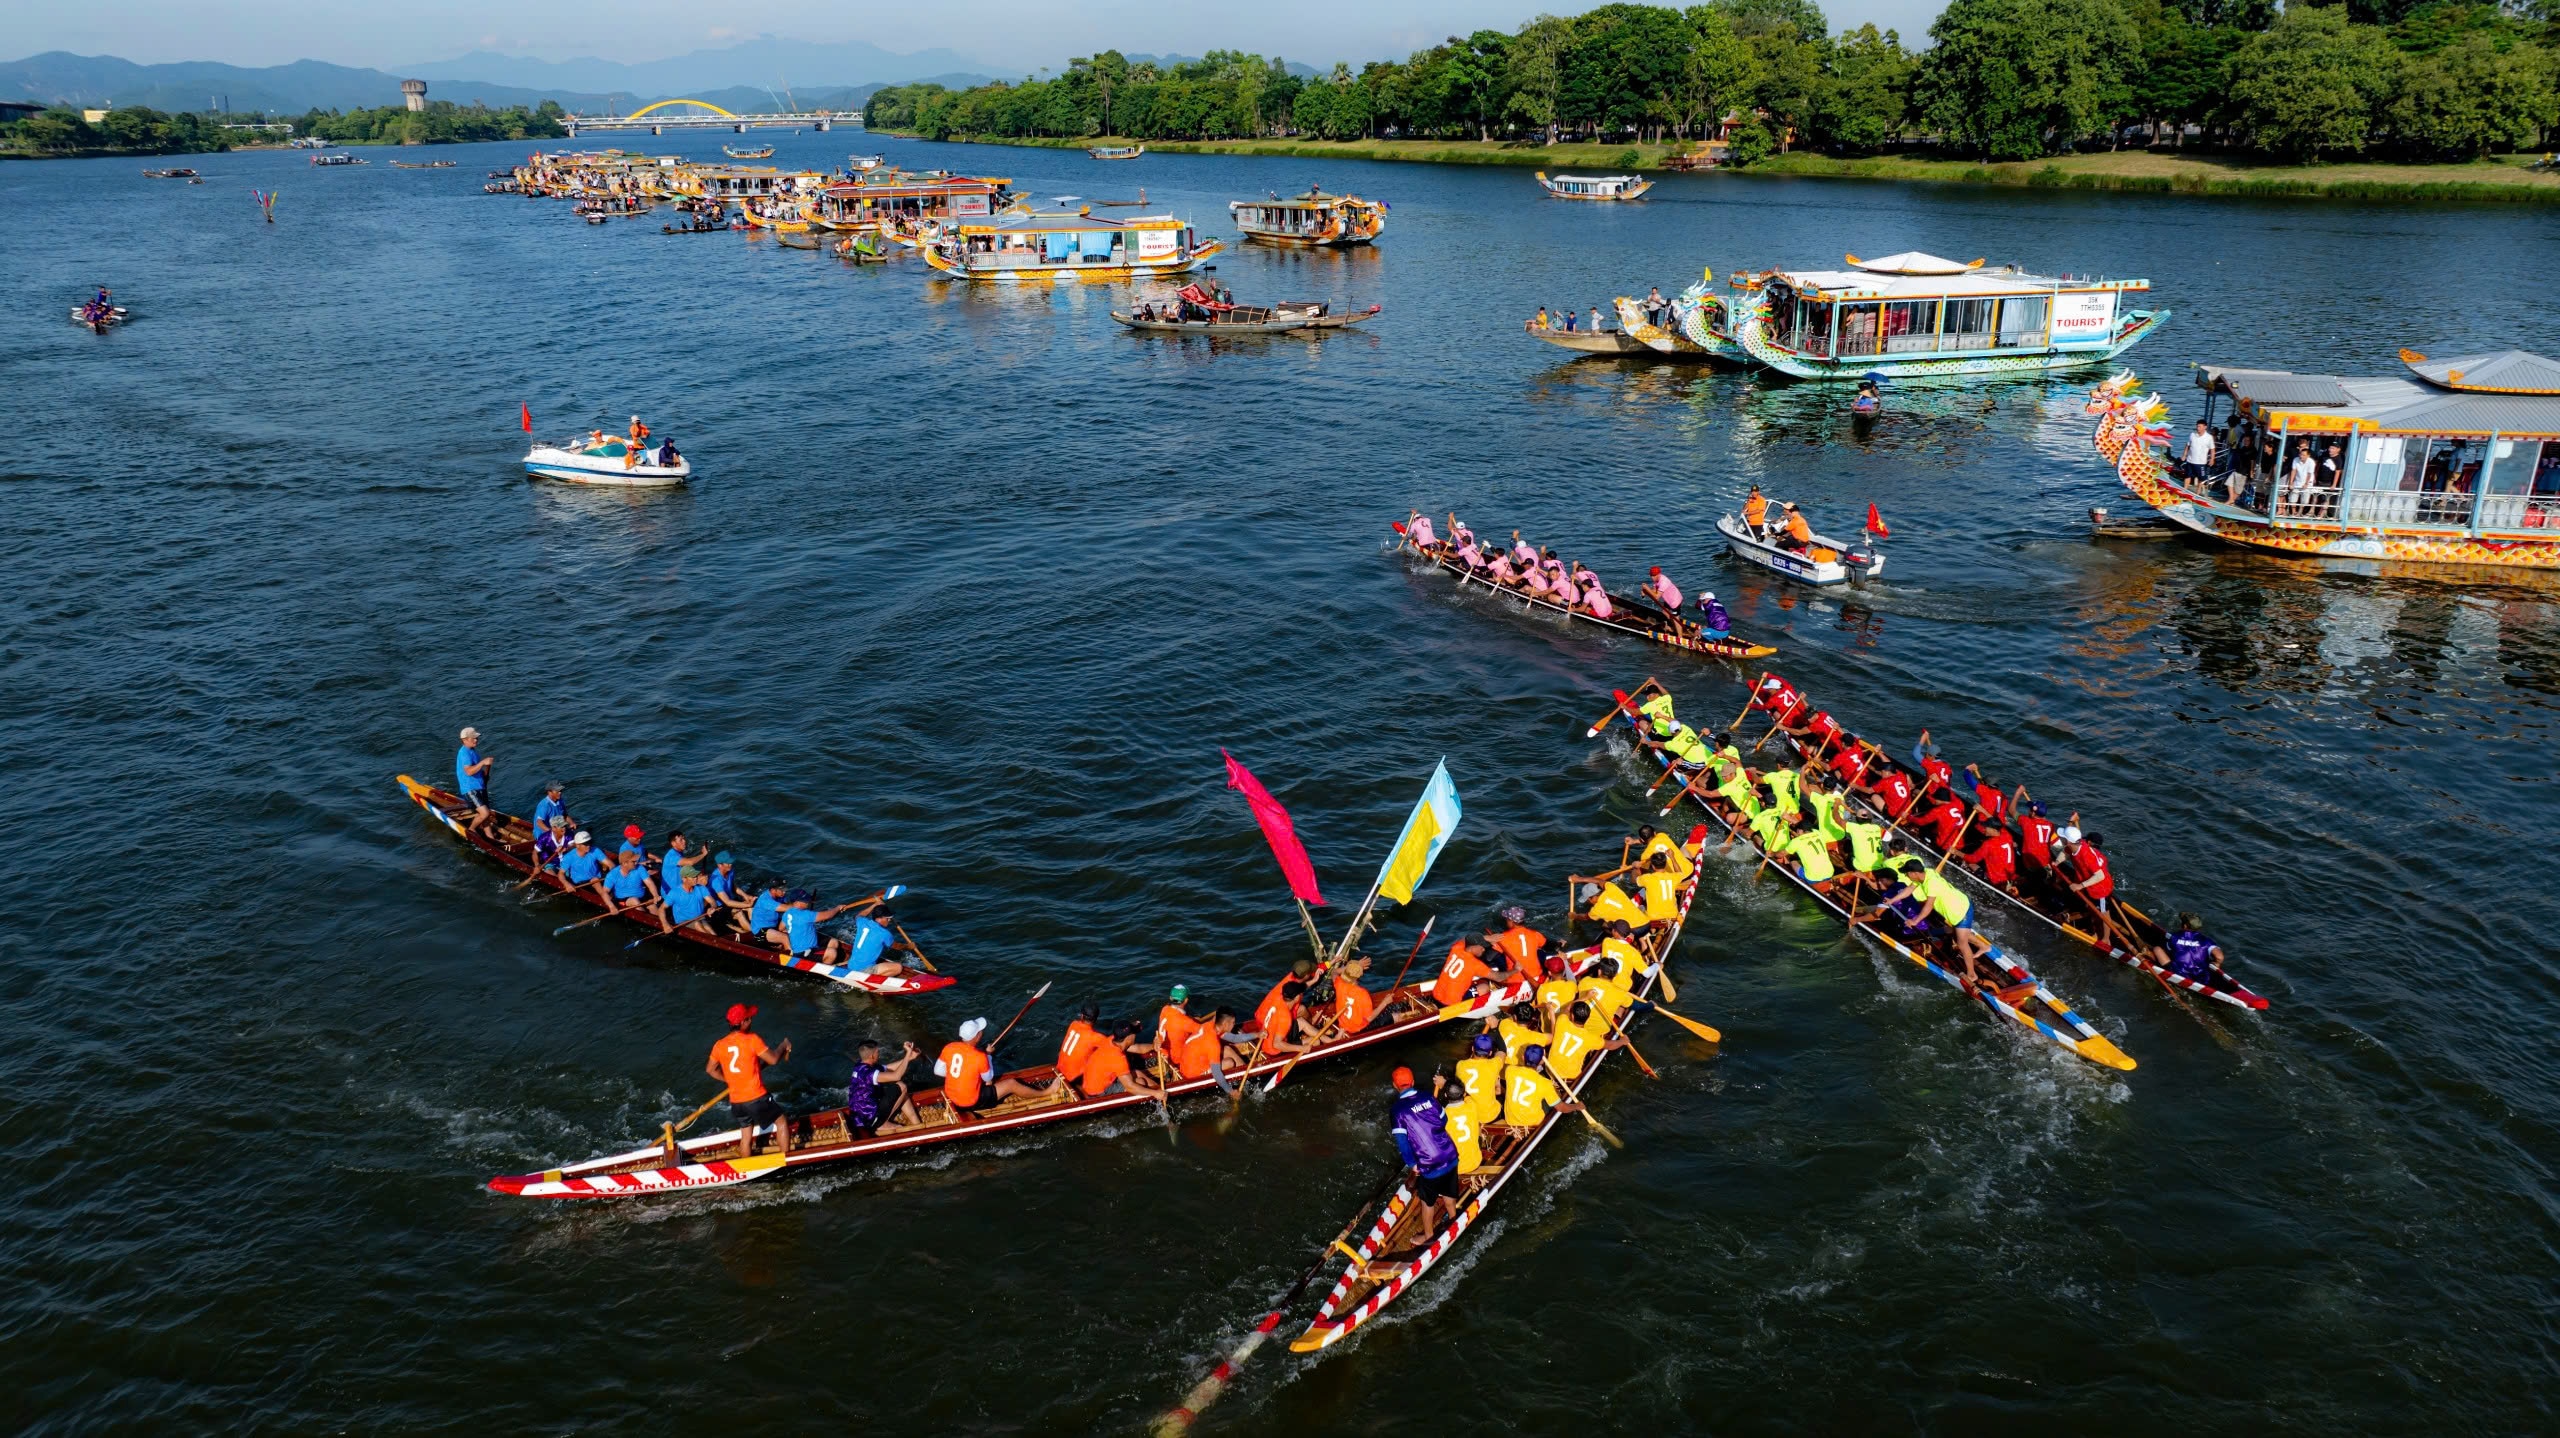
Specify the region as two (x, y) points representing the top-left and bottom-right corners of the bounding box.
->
(562, 100), (860, 136)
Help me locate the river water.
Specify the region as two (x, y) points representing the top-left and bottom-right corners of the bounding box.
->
(5, 132), (2557, 1433)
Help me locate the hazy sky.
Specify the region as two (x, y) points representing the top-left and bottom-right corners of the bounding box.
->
(5, 0), (1953, 71)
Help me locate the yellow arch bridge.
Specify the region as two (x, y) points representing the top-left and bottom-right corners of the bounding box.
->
(564, 100), (856, 135)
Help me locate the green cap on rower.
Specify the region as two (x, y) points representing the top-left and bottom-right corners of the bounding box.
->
(1169, 983), (1188, 1001)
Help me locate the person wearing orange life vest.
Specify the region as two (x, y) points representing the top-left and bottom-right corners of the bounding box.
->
(1742, 484), (1770, 538)
(1055, 1003), (1105, 1090)
(1429, 936), (1496, 1008)
(707, 1003), (793, 1157)
(1779, 502), (1814, 552)
(935, 1017), (1059, 1121)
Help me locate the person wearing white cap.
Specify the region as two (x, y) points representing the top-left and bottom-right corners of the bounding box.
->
(454, 725), (495, 837)
(934, 1016), (1056, 1120)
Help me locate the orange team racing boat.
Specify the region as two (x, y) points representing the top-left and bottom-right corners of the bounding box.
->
(486, 946), (1492, 1198)
(396, 774), (955, 996)
(1594, 683), (2137, 1070)
(1268, 825), (1712, 1356)
(1700, 672), (2269, 1012)
(1394, 511), (1777, 662)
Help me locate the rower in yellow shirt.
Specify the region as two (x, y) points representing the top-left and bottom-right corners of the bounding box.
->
(1580, 877), (1649, 930)
(1501, 1045), (1581, 1127)
(1497, 1011), (1548, 1065)
(1594, 923), (1649, 989)
(1635, 824), (1694, 882)
(1533, 955), (1580, 1022)
(1439, 1080), (1499, 1174)
(1455, 1032), (1507, 1102)
(1579, 973), (1635, 1025)
(1636, 852), (1684, 926)
(1543, 1001), (1626, 1083)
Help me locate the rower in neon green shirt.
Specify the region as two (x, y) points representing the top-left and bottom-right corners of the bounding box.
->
(1785, 829), (1837, 884)
(1806, 781), (1849, 843)
(1763, 766), (1803, 820)
(1843, 820), (1890, 873)
(1638, 691), (1678, 739)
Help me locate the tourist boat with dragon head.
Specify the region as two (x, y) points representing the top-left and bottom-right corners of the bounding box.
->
(2088, 347), (2560, 569)
(1690, 252), (2164, 381)
(1087, 143), (1145, 160)
(1228, 187), (1385, 248)
(922, 209), (1221, 283)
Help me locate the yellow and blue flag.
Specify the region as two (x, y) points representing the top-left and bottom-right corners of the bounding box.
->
(1374, 760), (1461, 906)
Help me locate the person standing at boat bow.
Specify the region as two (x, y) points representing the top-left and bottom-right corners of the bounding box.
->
(709, 1004), (793, 1157)
(454, 727), (494, 838)
(1388, 1067), (1462, 1229)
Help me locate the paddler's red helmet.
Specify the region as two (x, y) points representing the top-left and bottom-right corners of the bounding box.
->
(1391, 1066), (1415, 1090)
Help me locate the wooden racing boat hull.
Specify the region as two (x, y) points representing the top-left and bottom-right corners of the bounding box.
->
(490, 981), (1459, 1197)
(1752, 716), (2267, 1011)
(1530, 328), (1709, 359)
(1394, 524), (1777, 661)
(1289, 825), (1709, 1352)
(1605, 699), (2135, 1070)
(395, 776), (953, 996)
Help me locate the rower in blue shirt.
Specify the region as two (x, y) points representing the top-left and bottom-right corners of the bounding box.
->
(454, 725), (495, 837)
(744, 881), (788, 942)
(556, 831), (608, 893)
(774, 889), (871, 966)
(659, 831), (699, 895)
(837, 913), (914, 979)
(659, 866), (716, 934)
(600, 849), (660, 927)
(531, 780), (571, 835)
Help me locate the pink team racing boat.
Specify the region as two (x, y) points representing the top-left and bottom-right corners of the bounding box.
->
(1394, 510), (1776, 662)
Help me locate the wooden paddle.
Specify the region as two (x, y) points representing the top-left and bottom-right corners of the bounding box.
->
(658, 1086), (732, 1158)
(1601, 1007), (1660, 1080)
(1640, 998), (1722, 1044)
(1151, 1158), (1412, 1437)
(984, 981), (1053, 1057)
(1727, 675), (1766, 734)
(552, 904), (635, 937)
(1587, 682), (1656, 739)
(1540, 1056), (1622, 1149)
(889, 920), (940, 974)
(1384, 914), (1436, 996)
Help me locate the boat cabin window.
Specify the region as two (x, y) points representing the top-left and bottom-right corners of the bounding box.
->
(2476, 439), (2560, 530)
(1883, 300), (1939, 354)
(1943, 298), (1995, 351)
(1768, 289), (1834, 356)
(1835, 303), (1881, 357)
(1995, 296), (2048, 348)
(2385, 436), (2488, 526)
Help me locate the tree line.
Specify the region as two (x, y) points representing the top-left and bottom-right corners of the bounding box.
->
(1, 106), (238, 157)
(863, 0), (2560, 164)
(290, 100), (568, 146)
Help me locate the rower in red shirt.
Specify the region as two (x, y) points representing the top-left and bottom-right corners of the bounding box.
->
(2017, 801), (2060, 872)
(1912, 791), (1968, 850)
(1965, 823), (2018, 887)
(2060, 823), (2117, 918)
(1910, 731), (1954, 799)
(1959, 767), (2007, 826)
(1868, 764), (1918, 821)
(1751, 674), (1807, 731)
(1800, 709), (1845, 756)
(1827, 742), (1873, 789)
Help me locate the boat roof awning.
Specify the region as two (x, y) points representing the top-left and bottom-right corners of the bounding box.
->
(2203, 363), (2560, 435)
(2400, 347), (2560, 394)
(2195, 367), (2357, 407)
(1771, 268), (2126, 300)
(963, 211), (1180, 234)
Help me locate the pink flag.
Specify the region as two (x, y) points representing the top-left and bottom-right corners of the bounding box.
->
(1222, 749), (1324, 906)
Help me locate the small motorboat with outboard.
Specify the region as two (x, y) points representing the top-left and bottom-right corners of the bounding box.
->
(1715, 505), (1883, 586)
(524, 432), (692, 487)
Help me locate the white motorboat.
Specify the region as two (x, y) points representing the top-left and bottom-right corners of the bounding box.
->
(524, 437), (692, 487)
(1715, 512), (1882, 585)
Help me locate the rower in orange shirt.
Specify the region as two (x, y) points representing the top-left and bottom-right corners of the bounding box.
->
(706, 1002), (792, 1157)
(1075, 1021), (1157, 1098)
(1327, 954), (1378, 1035)
(1429, 936), (1496, 1007)
(1054, 1003), (1105, 1090)
(1155, 984), (1205, 1063)
(1171, 1009), (1254, 1094)
(1252, 977), (1312, 1059)
(935, 1016), (1058, 1121)
(1485, 906), (1547, 988)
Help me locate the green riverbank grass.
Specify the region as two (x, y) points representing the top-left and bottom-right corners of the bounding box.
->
(910, 133), (2560, 204)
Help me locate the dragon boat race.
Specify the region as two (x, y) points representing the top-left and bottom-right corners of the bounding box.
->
(10, 27), (2560, 1433)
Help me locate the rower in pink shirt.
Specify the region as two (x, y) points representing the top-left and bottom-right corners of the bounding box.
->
(1510, 532), (1538, 567)
(1575, 566), (1613, 618)
(1456, 539), (1485, 570)
(1523, 562), (1554, 598)
(1406, 511), (1438, 549)
(1488, 553), (1518, 585)
(1447, 515), (1475, 549)
(1643, 565), (1683, 614)
(1551, 566), (1581, 606)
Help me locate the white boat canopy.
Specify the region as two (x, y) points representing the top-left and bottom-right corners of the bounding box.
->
(1847, 251), (1980, 275)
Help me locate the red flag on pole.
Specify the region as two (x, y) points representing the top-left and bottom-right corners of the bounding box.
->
(520, 403), (532, 433)
(1222, 750), (1325, 906)
(1865, 502), (1890, 538)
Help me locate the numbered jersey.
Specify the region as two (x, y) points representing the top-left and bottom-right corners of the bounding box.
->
(1443, 1092), (1498, 1173)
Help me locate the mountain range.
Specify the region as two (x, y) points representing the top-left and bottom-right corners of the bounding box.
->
(0, 41), (994, 116)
